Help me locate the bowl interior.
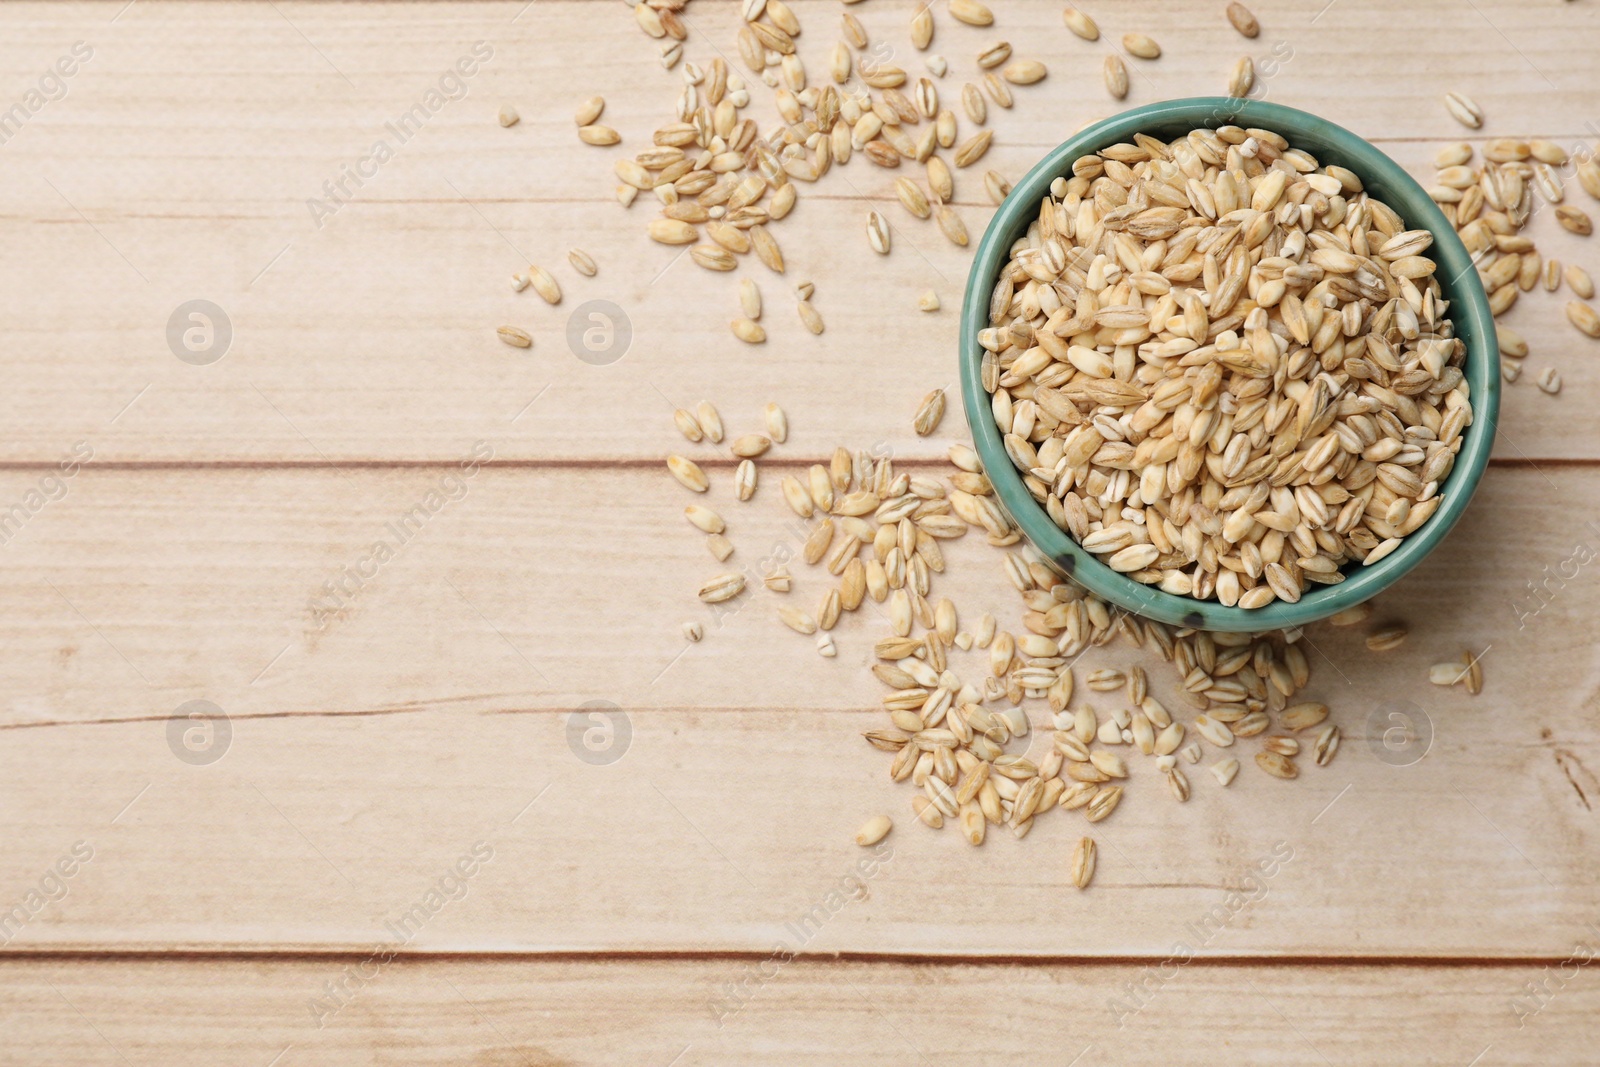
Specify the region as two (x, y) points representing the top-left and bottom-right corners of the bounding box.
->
(959, 97), (1501, 632)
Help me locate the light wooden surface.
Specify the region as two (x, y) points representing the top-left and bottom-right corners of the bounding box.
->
(1, 0), (1598, 1063)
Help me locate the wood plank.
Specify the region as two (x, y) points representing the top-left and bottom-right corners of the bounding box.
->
(0, 1), (1596, 462)
(2, 956), (1594, 1064)
(0, 465), (1593, 954)
(0, 463), (1586, 724)
(0, 463), (1587, 723)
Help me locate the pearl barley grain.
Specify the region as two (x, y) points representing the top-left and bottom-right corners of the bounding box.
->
(855, 814), (893, 845)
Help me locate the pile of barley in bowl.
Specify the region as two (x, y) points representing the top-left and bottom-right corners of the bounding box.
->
(981, 126), (1472, 607)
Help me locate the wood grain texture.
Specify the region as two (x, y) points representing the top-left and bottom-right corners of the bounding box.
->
(2, 957), (1594, 1065)
(0, 466), (1593, 955)
(0, 464), (1588, 725)
(0, 1), (1596, 462)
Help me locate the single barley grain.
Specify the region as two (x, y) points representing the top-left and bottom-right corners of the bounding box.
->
(695, 401), (724, 444)
(1566, 300), (1600, 338)
(1518, 253), (1541, 292)
(527, 265), (562, 305)
(1211, 757), (1240, 786)
(1194, 715), (1234, 747)
(673, 409), (704, 443)
(691, 245), (737, 272)
(963, 82), (987, 124)
(1444, 91), (1483, 129)
(797, 300), (825, 334)
(1103, 54), (1129, 98)
(912, 794), (944, 828)
(1003, 59), (1048, 85)
(1531, 139), (1569, 165)
(779, 606), (818, 635)
(1228, 56), (1255, 98)
(734, 459), (758, 501)
(730, 433), (771, 459)
(863, 66), (908, 90)
(578, 124), (620, 146)
(955, 130), (993, 168)
(867, 210), (891, 254)
(1329, 604), (1373, 626)
(937, 205), (969, 246)
(575, 95), (605, 125)
(497, 325), (533, 348)
(649, 218), (697, 244)
(668, 455), (710, 493)
(698, 573), (746, 603)
(959, 800), (986, 844)
(1123, 32), (1161, 59)
(739, 279), (763, 320)
(685, 505), (725, 534)
(1538, 367), (1562, 394)
(841, 9), (868, 46)
(1313, 724), (1340, 766)
(782, 475), (814, 518)
(855, 814), (893, 845)
(911, 4), (935, 49)
(498, 105), (520, 127)
(1281, 702), (1328, 731)
(707, 533), (734, 561)
(896, 177), (932, 219)
(914, 389), (947, 435)
(1226, 1), (1260, 36)
(948, 0), (994, 27)
(764, 403), (788, 444)
(770, 183), (797, 220)
(977, 41), (1012, 69)
(767, 0), (798, 33)
(1085, 785), (1122, 822)
(1232, 711), (1270, 738)
(750, 226), (785, 273)
(1255, 750), (1298, 779)
(918, 290), (942, 312)
(1366, 626), (1408, 652)
(983, 72), (1014, 107)
(1071, 836), (1097, 888)
(984, 169), (1012, 203)
(683, 621), (703, 643)
(1544, 258), (1563, 292)
(568, 248), (598, 277)
(731, 317), (767, 344)
(1567, 265), (1595, 299)
(1062, 6), (1100, 40)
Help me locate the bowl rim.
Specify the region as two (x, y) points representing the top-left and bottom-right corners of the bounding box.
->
(959, 96), (1501, 632)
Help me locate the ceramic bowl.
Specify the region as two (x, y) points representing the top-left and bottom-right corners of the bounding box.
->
(959, 97), (1500, 632)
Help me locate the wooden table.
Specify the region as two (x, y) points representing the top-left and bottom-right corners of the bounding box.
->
(2, 0), (1597, 1062)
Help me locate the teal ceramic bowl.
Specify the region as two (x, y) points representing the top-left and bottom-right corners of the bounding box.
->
(959, 97), (1500, 633)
